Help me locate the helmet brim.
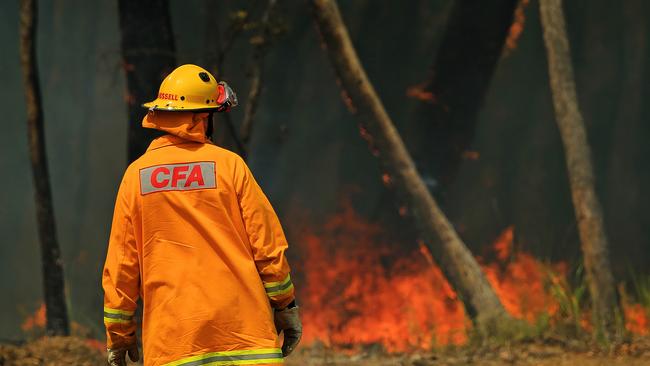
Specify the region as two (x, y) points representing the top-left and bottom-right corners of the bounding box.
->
(142, 99), (222, 112)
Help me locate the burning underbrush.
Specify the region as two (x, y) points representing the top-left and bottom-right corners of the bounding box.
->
(296, 203), (650, 353)
(6, 204), (650, 365)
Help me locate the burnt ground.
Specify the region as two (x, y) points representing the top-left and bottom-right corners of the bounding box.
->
(0, 337), (105, 366)
(287, 337), (650, 365)
(1, 337), (650, 365)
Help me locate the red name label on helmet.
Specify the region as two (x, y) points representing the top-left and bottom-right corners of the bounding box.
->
(158, 92), (179, 100)
(139, 162), (216, 195)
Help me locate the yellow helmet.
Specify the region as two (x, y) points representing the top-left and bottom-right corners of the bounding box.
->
(142, 64), (238, 112)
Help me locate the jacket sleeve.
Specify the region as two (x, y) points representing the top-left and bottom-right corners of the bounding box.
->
(102, 175), (140, 349)
(235, 158), (295, 309)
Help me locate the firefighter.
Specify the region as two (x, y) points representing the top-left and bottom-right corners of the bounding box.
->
(102, 64), (301, 366)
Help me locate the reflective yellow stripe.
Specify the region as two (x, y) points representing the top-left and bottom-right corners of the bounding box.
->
(103, 307), (135, 316)
(163, 348), (283, 366)
(103, 307), (134, 324)
(266, 283), (294, 297)
(263, 274), (291, 289)
(104, 317), (132, 324)
(263, 274), (293, 299)
(168, 357), (283, 366)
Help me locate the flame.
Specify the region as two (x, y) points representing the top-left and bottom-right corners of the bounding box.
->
(406, 84), (436, 104)
(381, 173), (392, 186)
(624, 303), (649, 336)
(298, 205), (650, 352)
(21, 302), (46, 331)
(504, 0), (530, 54)
(492, 226), (513, 261)
(482, 227), (563, 322)
(299, 203), (467, 352)
(300, 237), (468, 351)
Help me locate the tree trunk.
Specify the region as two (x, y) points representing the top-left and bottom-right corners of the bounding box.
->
(204, 1), (248, 156)
(412, 0), (518, 189)
(19, 0), (70, 336)
(311, 0), (510, 330)
(539, 0), (618, 336)
(118, 0), (176, 164)
(240, 0), (278, 154)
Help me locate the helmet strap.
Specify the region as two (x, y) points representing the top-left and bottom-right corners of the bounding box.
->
(206, 112), (215, 141)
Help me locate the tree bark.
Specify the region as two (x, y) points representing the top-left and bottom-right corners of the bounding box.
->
(412, 0), (518, 189)
(19, 0), (70, 336)
(539, 0), (618, 336)
(311, 0), (510, 329)
(118, 0), (176, 164)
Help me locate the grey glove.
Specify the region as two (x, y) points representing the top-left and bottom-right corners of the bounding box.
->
(274, 305), (302, 356)
(107, 344), (139, 366)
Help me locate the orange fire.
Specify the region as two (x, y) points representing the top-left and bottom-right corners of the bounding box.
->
(624, 303), (649, 336)
(21, 302), (46, 331)
(299, 205), (467, 351)
(298, 206), (649, 352)
(504, 0), (530, 54)
(406, 84), (436, 104)
(482, 226), (564, 323)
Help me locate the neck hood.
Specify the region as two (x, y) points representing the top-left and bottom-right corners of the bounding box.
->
(142, 111), (208, 143)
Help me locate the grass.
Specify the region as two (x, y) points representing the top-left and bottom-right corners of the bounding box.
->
(547, 264), (588, 337)
(631, 273), (650, 311)
(471, 263), (650, 347)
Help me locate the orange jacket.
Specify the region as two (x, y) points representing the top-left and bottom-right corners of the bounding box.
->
(102, 111), (295, 366)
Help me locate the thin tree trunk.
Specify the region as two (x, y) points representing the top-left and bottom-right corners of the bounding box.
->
(311, 0), (510, 330)
(19, 0), (70, 336)
(118, 0), (176, 164)
(205, 1), (248, 156)
(239, 0), (278, 154)
(239, 64), (262, 147)
(412, 0), (518, 189)
(539, 0), (618, 336)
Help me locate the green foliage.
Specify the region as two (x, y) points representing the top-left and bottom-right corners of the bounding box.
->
(464, 315), (549, 348)
(547, 264), (587, 336)
(465, 264), (590, 346)
(631, 273), (650, 310)
(228, 9), (250, 31)
(224, 6), (288, 49)
(459, 264), (650, 348)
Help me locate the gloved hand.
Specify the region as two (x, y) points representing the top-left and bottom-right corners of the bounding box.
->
(107, 343), (139, 366)
(274, 304), (302, 357)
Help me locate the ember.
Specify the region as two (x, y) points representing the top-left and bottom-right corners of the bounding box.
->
(504, 0), (530, 53)
(406, 84), (436, 104)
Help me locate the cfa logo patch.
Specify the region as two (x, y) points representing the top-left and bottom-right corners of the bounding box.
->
(139, 161), (216, 195)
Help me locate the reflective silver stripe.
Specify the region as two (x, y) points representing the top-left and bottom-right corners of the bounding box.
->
(103, 312), (133, 321)
(172, 351), (283, 366)
(140, 161), (216, 195)
(265, 279), (293, 294)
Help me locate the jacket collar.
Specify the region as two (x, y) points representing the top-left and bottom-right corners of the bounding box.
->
(146, 134), (212, 152)
(141, 110), (210, 145)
